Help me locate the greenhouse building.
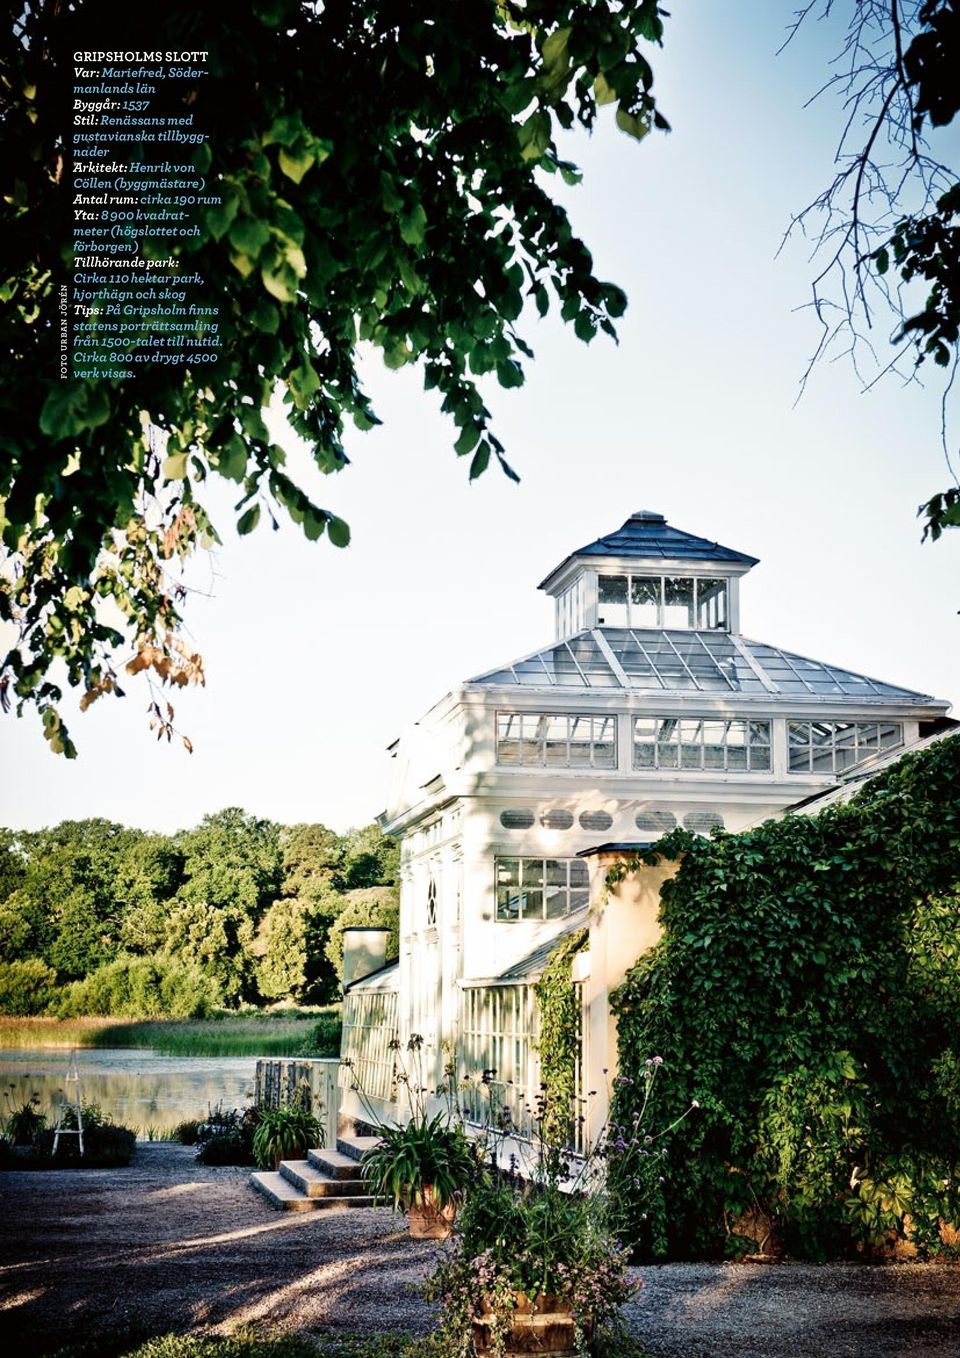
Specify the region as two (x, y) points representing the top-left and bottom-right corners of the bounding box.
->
(337, 511), (952, 1145)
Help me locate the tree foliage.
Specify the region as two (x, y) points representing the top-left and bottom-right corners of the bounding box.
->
(1, 0), (669, 753)
(609, 734), (960, 1261)
(324, 885), (400, 979)
(0, 810), (398, 1012)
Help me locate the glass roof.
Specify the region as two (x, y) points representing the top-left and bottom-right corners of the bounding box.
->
(469, 629), (935, 703)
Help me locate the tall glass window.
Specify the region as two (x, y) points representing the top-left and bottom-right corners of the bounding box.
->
(495, 857), (590, 922)
(633, 717), (771, 771)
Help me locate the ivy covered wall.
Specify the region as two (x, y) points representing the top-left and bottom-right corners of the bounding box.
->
(610, 734), (960, 1261)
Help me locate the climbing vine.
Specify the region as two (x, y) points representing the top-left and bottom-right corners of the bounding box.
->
(535, 927), (588, 1149)
(609, 735), (960, 1261)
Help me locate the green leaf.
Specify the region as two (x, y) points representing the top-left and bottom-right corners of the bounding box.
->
(206, 194), (239, 242)
(240, 405), (270, 443)
(327, 514), (351, 548)
(496, 359), (524, 388)
(616, 106), (651, 141)
(288, 361), (321, 409)
(229, 251), (255, 278)
(237, 504), (261, 535)
(541, 27), (571, 68)
(251, 299), (280, 334)
(518, 110), (551, 161)
(399, 203), (428, 246)
(594, 73), (618, 106)
(216, 436), (247, 483)
(228, 216), (272, 257)
(379, 172), (404, 213)
(162, 451), (189, 480)
(261, 266), (296, 303)
(38, 386), (84, 440)
(302, 505), (326, 541)
(455, 423), (481, 457)
(279, 146), (316, 183)
(469, 442), (491, 479)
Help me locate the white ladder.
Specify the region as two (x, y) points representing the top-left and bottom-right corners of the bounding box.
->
(52, 1049), (84, 1157)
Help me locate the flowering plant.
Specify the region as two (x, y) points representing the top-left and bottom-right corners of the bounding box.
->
(425, 1056), (698, 1356)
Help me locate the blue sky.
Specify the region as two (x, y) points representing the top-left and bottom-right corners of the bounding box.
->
(2, 1), (958, 833)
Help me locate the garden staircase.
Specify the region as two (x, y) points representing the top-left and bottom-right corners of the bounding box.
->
(250, 1134), (382, 1212)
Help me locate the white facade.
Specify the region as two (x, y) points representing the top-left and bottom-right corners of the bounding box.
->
(339, 512), (951, 1134)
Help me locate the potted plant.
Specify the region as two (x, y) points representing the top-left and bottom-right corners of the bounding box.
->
(361, 1108), (477, 1238)
(425, 1061), (697, 1356)
(426, 1164), (634, 1355)
(344, 1035), (478, 1238)
(252, 1104), (324, 1171)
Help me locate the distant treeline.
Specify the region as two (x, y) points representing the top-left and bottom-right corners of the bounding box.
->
(0, 810), (399, 1018)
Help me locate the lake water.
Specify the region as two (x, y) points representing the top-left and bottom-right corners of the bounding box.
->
(0, 1047), (258, 1137)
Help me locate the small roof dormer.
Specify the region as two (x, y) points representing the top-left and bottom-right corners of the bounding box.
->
(539, 511), (758, 640)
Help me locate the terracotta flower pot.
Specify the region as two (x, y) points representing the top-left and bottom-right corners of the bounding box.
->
(472, 1292), (586, 1356)
(405, 1185), (457, 1239)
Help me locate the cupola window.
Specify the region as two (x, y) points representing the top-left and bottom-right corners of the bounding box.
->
(597, 575), (728, 630)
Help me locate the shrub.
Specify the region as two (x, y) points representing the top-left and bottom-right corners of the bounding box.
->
(26, 1120), (137, 1168)
(193, 1103), (259, 1165)
(4, 1098), (46, 1145)
(296, 1010), (342, 1057)
(252, 1105), (324, 1169)
(56, 954), (220, 1019)
(174, 1119), (201, 1146)
(0, 958), (58, 1015)
(195, 1131), (255, 1166)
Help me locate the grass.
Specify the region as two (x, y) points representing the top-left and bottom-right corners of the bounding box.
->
(49, 1330), (651, 1358)
(50, 1334), (440, 1358)
(0, 1008), (342, 1058)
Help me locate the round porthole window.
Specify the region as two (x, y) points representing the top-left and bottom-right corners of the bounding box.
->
(579, 810), (613, 831)
(540, 809), (574, 830)
(635, 810), (677, 834)
(683, 811), (724, 834)
(500, 809), (535, 830)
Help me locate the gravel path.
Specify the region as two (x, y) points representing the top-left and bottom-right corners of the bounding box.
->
(0, 1144), (958, 1357)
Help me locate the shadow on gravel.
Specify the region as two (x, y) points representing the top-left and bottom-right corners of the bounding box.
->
(1, 1146), (959, 1358)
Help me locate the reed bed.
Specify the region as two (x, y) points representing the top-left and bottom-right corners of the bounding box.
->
(0, 1008), (341, 1058)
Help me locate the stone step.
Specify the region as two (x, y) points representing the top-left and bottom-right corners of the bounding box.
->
(336, 1134), (382, 1162)
(308, 1146), (368, 1181)
(250, 1170), (377, 1212)
(280, 1159), (369, 1197)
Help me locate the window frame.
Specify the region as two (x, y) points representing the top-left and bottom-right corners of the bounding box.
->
(495, 855), (590, 922)
(496, 711), (618, 769)
(597, 573), (730, 631)
(632, 716), (772, 772)
(787, 720), (903, 774)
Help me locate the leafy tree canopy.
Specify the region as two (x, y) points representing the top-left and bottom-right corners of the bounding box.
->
(174, 807), (281, 914)
(279, 822), (345, 901)
(0, 810), (398, 1008)
(1, 0), (666, 754)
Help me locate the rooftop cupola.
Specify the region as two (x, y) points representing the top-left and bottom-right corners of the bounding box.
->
(538, 511), (758, 640)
